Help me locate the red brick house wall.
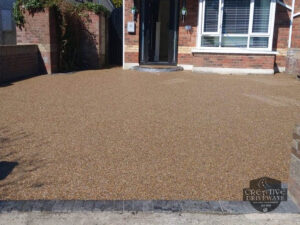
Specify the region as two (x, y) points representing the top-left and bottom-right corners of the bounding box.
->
(273, 3), (291, 70)
(177, 0), (275, 72)
(177, 0), (198, 66)
(124, 0), (139, 65)
(192, 54), (275, 69)
(292, 0), (300, 48)
(123, 0), (300, 74)
(273, 0), (300, 72)
(285, 0), (300, 75)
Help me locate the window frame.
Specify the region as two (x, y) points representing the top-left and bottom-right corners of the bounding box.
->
(196, 0), (277, 51)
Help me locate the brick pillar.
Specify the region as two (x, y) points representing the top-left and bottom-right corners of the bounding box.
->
(289, 125), (300, 207)
(286, 48), (300, 78)
(123, 0), (139, 68)
(177, 0), (198, 66)
(273, 3), (292, 71)
(292, 0), (300, 49)
(16, 8), (58, 74)
(285, 1), (300, 76)
(80, 12), (108, 69)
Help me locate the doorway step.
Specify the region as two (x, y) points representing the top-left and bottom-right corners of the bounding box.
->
(132, 65), (184, 73)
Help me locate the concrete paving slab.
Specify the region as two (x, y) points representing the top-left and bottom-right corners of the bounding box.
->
(0, 211), (300, 225)
(0, 200), (298, 214)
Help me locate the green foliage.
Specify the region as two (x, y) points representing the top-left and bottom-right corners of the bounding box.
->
(13, 0), (109, 27)
(111, 0), (122, 8)
(13, 1), (25, 27)
(78, 2), (109, 16)
(23, 0), (45, 10)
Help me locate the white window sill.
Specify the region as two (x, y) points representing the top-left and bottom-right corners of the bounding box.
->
(191, 48), (278, 55)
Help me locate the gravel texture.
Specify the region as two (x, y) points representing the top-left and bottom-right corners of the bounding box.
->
(0, 68), (300, 200)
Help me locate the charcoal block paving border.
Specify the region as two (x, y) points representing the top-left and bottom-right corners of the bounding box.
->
(0, 199), (299, 214)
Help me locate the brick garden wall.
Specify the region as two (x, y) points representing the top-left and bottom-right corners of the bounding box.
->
(80, 12), (108, 69)
(17, 8), (58, 74)
(0, 45), (39, 84)
(16, 8), (108, 73)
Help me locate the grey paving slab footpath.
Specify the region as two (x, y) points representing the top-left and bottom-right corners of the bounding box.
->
(0, 199), (299, 214)
(0, 211), (300, 225)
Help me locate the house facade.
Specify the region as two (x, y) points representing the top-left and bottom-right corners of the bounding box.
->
(123, 0), (300, 74)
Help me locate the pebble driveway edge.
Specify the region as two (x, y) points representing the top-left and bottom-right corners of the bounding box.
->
(0, 199), (299, 214)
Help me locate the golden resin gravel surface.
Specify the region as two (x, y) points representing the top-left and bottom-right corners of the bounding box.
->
(0, 68), (300, 200)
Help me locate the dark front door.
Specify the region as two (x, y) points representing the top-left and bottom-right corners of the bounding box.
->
(140, 0), (179, 65)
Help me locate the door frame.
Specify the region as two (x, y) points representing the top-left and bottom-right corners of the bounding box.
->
(139, 0), (180, 66)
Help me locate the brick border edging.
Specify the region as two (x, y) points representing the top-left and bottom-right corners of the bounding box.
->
(0, 199), (299, 214)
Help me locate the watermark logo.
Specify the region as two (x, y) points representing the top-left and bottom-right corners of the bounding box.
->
(243, 177), (287, 213)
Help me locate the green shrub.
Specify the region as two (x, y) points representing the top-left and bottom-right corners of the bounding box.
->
(23, 0), (45, 10)
(13, 0), (110, 27)
(112, 0), (122, 8)
(78, 2), (109, 16)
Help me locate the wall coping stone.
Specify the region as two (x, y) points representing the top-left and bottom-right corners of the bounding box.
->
(0, 45), (38, 56)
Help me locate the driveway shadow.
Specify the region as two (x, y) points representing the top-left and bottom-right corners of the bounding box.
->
(0, 127), (49, 197)
(0, 162), (18, 180)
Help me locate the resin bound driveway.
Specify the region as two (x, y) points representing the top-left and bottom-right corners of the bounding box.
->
(1, 68), (300, 200)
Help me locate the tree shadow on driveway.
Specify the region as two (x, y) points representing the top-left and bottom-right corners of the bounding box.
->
(0, 161), (18, 180)
(0, 126), (50, 198)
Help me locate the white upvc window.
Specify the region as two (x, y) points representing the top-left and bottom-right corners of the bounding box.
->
(197, 0), (277, 51)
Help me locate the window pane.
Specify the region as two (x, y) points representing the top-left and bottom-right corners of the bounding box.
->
(221, 36), (248, 47)
(201, 36), (220, 47)
(222, 0), (250, 34)
(204, 0), (220, 32)
(252, 0), (271, 33)
(250, 37), (269, 48)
